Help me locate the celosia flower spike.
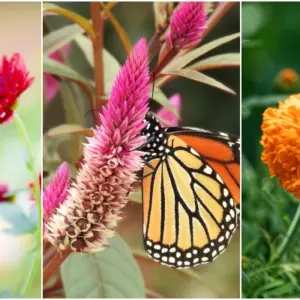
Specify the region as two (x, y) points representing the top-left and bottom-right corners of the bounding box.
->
(0, 53), (34, 124)
(166, 2), (207, 50)
(46, 39), (150, 252)
(157, 93), (182, 126)
(43, 163), (71, 224)
(261, 94), (300, 199)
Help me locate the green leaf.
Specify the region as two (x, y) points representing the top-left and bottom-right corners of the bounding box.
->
(74, 34), (121, 95)
(47, 124), (93, 137)
(61, 234), (145, 298)
(43, 3), (95, 41)
(164, 33), (240, 71)
(162, 69), (235, 94)
(189, 53), (240, 71)
(44, 23), (85, 56)
(43, 56), (93, 100)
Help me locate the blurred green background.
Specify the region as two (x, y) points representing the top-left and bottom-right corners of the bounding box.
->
(242, 2), (300, 298)
(0, 3), (41, 298)
(44, 2), (240, 298)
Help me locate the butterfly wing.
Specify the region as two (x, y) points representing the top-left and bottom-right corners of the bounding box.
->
(142, 134), (238, 268)
(167, 127), (240, 205)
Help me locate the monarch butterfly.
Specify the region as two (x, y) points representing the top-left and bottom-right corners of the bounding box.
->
(140, 114), (240, 268)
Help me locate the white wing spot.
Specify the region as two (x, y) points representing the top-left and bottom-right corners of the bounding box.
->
(212, 250), (217, 257)
(216, 174), (223, 183)
(193, 258), (200, 263)
(169, 257), (175, 263)
(203, 248), (210, 254)
(154, 253), (160, 259)
(219, 245), (225, 251)
(162, 247), (168, 253)
(230, 198), (234, 206)
(170, 247), (176, 253)
(162, 256), (168, 262)
(222, 201), (227, 208)
(218, 236), (224, 243)
(176, 252), (181, 258)
(229, 224), (235, 230)
(184, 261), (191, 266)
(230, 209), (235, 218)
(225, 215), (231, 222)
(191, 148), (200, 156)
(202, 257), (209, 262)
(204, 166), (213, 174)
(226, 231), (230, 239)
(193, 249), (198, 254)
(186, 252), (192, 258)
(146, 241), (152, 246)
(223, 188), (229, 197)
(154, 244), (161, 250)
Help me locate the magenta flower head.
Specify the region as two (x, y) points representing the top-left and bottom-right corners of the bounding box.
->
(157, 93), (182, 126)
(46, 38), (150, 252)
(166, 2), (207, 50)
(0, 184), (13, 202)
(43, 163), (71, 225)
(0, 53), (34, 125)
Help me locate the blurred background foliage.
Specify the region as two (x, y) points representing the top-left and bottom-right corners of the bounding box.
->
(242, 2), (300, 298)
(44, 2), (240, 298)
(0, 3), (41, 298)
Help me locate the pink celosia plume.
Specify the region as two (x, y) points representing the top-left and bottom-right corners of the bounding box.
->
(44, 44), (71, 101)
(0, 53), (34, 124)
(166, 2), (207, 49)
(157, 93), (182, 126)
(43, 163), (71, 224)
(46, 39), (150, 252)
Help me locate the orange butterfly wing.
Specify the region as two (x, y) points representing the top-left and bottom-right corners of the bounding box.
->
(173, 132), (240, 205)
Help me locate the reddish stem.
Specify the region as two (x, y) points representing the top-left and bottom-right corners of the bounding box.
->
(90, 2), (105, 124)
(43, 248), (72, 284)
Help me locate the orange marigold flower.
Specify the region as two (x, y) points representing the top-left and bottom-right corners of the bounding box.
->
(261, 94), (300, 198)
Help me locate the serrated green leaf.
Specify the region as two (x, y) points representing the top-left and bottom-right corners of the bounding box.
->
(61, 234), (145, 298)
(162, 69), (235, 94)
(163, 33), (240, 71)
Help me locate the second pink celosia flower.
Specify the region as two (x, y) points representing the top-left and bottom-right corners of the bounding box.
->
(45, 39), (150, 252)
(166, 2), (207, 50)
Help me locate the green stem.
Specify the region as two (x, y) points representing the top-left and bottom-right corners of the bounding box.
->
(272, 202), (300, 262)
(14, 112), (41, 297)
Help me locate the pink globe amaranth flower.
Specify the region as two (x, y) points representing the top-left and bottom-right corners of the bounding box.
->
(44, 44), (71, 101)
(157, 93), (182, 126)
(43, 163), (70, 224)
(0, 184), (13, 202)
(0, 53), (34, 125)
(166, 2), (207, 50)
(46, 39), (150, 252)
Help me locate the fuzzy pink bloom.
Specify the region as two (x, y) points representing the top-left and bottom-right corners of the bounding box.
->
(43, 163), (71, 224)
(157, 93), (182, 126)
(166, 2), (207, 49)
(46, 39), (150, 252)
(0, 184), (12, 202)
(0, 53), (34, 124)
(44, 44), (71, 101)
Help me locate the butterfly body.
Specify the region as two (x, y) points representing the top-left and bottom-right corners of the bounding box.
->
(141, 114), (240, 268)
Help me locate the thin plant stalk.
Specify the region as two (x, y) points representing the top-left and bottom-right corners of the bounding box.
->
(14, 112), (41, 296)
(90, 2), (105, 123)
(272, 202), (300, 262)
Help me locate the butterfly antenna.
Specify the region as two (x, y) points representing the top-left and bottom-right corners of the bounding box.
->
(85, 109), (101, 118)
(151, 72), (156, 99)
